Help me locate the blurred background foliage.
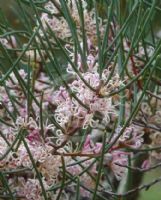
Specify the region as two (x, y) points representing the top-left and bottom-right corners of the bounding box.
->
(1, 0), (161, 33)
(1, 0), (161, 200)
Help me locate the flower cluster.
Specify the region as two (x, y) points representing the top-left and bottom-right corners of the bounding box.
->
(0, 39), (146, 199)
(0, 1), (160, 199)
(38, 0), (106, 44)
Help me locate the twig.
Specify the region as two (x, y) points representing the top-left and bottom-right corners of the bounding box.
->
(103, 176), (161, 197)
(146, 90), (161, 100)
(115, 162), (161, 172)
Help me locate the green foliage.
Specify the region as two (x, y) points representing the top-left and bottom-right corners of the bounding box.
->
(0, 0), (161, 200)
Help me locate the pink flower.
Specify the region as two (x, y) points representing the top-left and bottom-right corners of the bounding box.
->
(105, 151), (129, 180)
(141, 160), (150, 170)
(82, 135), (102, 154)
(26, 129), (41, 143)
(112, 125), (144, 149)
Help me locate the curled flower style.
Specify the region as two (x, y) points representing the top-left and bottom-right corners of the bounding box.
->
(102, 125), (144, 179)
(0, 44), (125, 199)
(52, 69), (116, 131)
(10, 177), (50, 200)
(0, 0), (160, 199)
(113, 125), (144, 149)
(51, 42), (122, 134)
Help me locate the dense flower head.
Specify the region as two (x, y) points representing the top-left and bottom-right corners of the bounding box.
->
(0, 34), (138, 198)
(0, 45), (147, 199)
(112, 125), (144, 149)
(50, 42), (123, 135)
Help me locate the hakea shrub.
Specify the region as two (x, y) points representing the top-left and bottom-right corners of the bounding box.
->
(1, 1), (161, 200)
(0, 41), (146, 199)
